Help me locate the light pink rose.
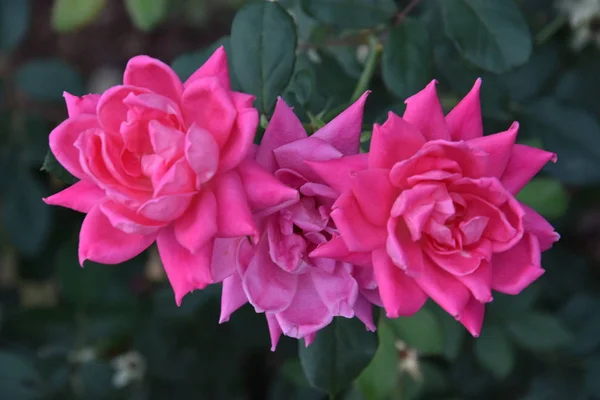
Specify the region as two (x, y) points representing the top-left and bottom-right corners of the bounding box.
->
(214, 94), (382, 350)
(44, 47), (297, 305)
(309, 80), (560, 336)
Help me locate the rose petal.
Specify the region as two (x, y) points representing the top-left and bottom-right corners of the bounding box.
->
(218, 108), (259, 174)
(521, 204), (560, 251)
(124, 56), (183, 103)
(184, 46), (231, 90)
(185, 124), (220, 186)
(219, 273), (248, 323)
(266, 313), (283, 351)
(311, 265), (359, 318)
(214, 170), (257, 238)
(351, 168), (397, 226)
(306, 153), (369, 194)
(402, 80), (450, 141)
(369, 113), (426, 169)
(500, 144), (557, 194)
(491, 233), (544, 295)
(43, 180), (105, 213)
(387, 218), (425, 277)
(467, 122), (519, 178)
(456, 261), (493, 303)
(273, 137), (343, 182)
(309, 235), (372, 266)
(173, 190), (217, 253)
(148, 120), (185, 162)
(137, 193), (194, 222)
(96, 85), (149, 134)
(64, 93), (100, 117)
(100, 200), (165, 235)
(446, 78), (483, 140)
(354, 295), (377, 331)
(456, 296), (485, 337)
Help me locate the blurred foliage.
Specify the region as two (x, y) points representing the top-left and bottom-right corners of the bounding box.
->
(1, 0), (600, 399)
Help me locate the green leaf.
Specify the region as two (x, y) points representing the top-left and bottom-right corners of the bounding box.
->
(41, 149), (77, 184)
(15, 59), (84, 101)
(230, 2), (297, 114)
(440, 0), (532, 73)
(282, 359), (311, 387)
(382, 18), (432, 100)
(298, 317), (378, 395)
(2, 171), (52, 256)
(79, 360), (116, 400)
(356, 320), (399, 400)
(0, 0), (30, 50)
(474, 325), (514, 380)
(51, 0), (106, 33)
(125, 0), (167, 31)
(585, 357), (600, 397)
(516, 177), (569, 219)
(523, 98), (600, 185)
(301, 0), (397, 30)
(430, 304), (465, 361)
(502, 45), (558, 102)
(387, 306), (444, 355)
(507, 312), (572, 351)
(0, 352), (44, 400)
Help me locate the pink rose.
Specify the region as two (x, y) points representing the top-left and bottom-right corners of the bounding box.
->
(214, 94), (382, 350)
(309, 80), (560, 336)
(44, 48), (297, 305)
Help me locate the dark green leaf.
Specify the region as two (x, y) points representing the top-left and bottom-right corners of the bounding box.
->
(554, 57), (600, 116)
(585, 357), (600, 397)
(301, 0), (397, 30)
(440, 0), (532, 73)
(125, 0), (167, 31)
(0, 352), (44, 400)
(516, 177), (569, 219)
(51, 0), (106, 33)
(430, 304), (465, 361)
(502, 45), (558, 102)
(79, 360), (116, 399)
(474, 325), (514, 380)
(2, 172), (52, 255)
(42, 150), (77, 184)
(0, 0), (30, 50)
(387, 306), (444, 355)
(15, 59), (84, 101)
(298, 317), (378, 395)
(523, 98), (600, 185)
(231, 2), (297, 114)
(402, 362), (450, 400)
(281, 359), (310, 387)
(287, 69), (314, 106)
(382, 18), (432, 99)
(507, 312), (572, 351)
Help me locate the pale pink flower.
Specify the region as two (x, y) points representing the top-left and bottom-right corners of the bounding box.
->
(309, 80), (560, 336)
(214, 94), (381, 350)
(44, 48), (297, 305)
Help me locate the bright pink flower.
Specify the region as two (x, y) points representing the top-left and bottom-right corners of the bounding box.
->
(44, 48), (297, 305)
(214, 94), (382, 350)
(309, 80), (559, 336)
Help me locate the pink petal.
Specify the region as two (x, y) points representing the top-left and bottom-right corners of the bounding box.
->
(521, 204), (560, 251)
(267, 218), (307, 273)
(456, 261), (493, 303)
(467, 122), (519, 178)
(500, 144), (557, 194)
(456, 296), (485, 337)
(386, 218), (425, 277)
(185, 124), (220, 186)
(49, 115), (100, 179)
(446, 78), (483, 140)
(218, 108), (259, 174)
(354, 295), (377, 331)
(369, 113), (426, 169)
(96, 85), (149, 134)
(78, 205), (157, 266)
(256, 97), (307, 172)
(100, 200), (165, 235)
(266, 313), (283, 351)
(152, 158), (196, 197)
(273, 137), (343, 182)
(242, 235), (298, 313)
(351, 168), (397, 226)
(491, 233), (545, 295)
(124, 56), (183, 103)
(330, 192), (387, 252)
(402, 80), (449, 141)
(156, 227), (214, 305)
(173, 190), (217, 253)
(181, 77), (237, 149)
(184, 46), (231, 91)
(219, 273), (248, 323)
(372, 248), (427, 318)
(214, 170), (257, 238)
(43, 180), (105, 213)
(237, 159), (299, 216)
(148, 120), (185, 162)
(211, 237), (247, 282)
(137, 193), (194, 222)
(231, 91), (254, 109)
(306, 153), (369, 194)
(413, 257), (471, 318)
(304, 333), (317, 347)
(309, 235), (372, 266)
(311, 266), (359, 318)
(312, 91), (369, 155)
(64, 93), (100, 117)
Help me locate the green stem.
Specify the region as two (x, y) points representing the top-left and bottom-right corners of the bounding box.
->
(349, 36), (381, 103)
(535, 15), (567, 45)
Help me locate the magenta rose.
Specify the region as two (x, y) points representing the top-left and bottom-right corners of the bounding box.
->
(309, 80), (560, 335)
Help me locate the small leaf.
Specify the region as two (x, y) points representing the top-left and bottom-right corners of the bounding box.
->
(474, 325), (515, 380)
(0, 0), (30, 50)
(387, 306), (444, 355)
(42, 150), (77, 185)
(507, 312), (572, 351)
(15, 59), (84, 101)
(430, 304), (465, 361)
(51, 0), (106, 33)
(440, 0), (532, 73)
(0, 352), (44, 400)
(298, 317), (378, 395)
(281, 359), (311, 387)
(301, 0), (397, 30)
(382, 18), (432, 99)
(516, 177), (569, 219)
(125, 0), (167, 31)
(231, 2), (297, 114)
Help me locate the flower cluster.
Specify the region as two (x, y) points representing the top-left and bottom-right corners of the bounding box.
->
(45, 48), (559, 349)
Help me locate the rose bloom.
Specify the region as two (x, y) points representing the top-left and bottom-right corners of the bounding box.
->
(309, 80), (559, 335)
(44, 48), (296, 304)
(214, 94), (382, 349)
